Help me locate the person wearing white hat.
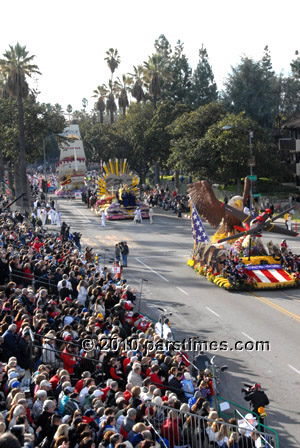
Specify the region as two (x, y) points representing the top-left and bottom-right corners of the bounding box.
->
(238, 413), (257, 438)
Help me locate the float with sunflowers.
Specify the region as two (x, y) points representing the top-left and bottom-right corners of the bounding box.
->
(187, 178), (299, 291)
(95, 158), (149, 220)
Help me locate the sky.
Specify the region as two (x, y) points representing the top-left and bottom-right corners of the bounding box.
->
(1, 0), (300, 113)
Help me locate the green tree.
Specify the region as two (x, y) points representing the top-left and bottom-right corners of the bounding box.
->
(116, 103), (154, 182)
(201, 113), (283, 187)
(280, 51), (300, 121)
(168, 102), (227, 176)
(0, 43), (40, 209)
(163, 40), (192, 104)
(146, 100), (191, 170)
(190, 44), (218, 108)
(222, 51), (280, 129)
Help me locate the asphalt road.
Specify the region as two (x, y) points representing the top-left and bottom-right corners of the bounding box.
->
(55, 199), (300, 448)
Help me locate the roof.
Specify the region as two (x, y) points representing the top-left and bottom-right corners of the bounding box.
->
(283, 117), (300, 128)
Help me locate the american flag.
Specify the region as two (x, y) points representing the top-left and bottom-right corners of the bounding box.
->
(192, 203), (209, 244)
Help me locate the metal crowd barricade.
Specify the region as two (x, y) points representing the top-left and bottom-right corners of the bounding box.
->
(151, 403), (279, 448)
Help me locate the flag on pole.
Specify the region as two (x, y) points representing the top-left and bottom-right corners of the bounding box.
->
(192, 202), (209, 245)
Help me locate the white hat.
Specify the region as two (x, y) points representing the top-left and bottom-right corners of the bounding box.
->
(245, 413), (256, 421)
(40, 380), (52, 388)
(62, 415), (71, 423)
(36, 390), (47, 398)
(184, 372), (192, 380)
(153, 396), (162, 406)
(93, 390), (104, 397)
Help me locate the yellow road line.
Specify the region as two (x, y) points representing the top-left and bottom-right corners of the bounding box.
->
(249, 291), (300, 323)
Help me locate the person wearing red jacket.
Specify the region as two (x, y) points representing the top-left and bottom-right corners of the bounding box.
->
(161, 410), (180, 448)
(100, 384), (111, 402)
(60, 344), (77, 375)
(149, 364), (164, 390)
(109, 359), (125, 388)
(123, 383), (132, 403)
(122, 351), (133, 374)
(75, 371), (91, 394)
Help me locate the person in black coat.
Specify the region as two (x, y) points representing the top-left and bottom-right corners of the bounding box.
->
(17, 331), (31, 370)
(243, 384), (269, 415)
(168, 372), (186, 402)
(35, 401), (57, 444)
(2, 324), (18, 361)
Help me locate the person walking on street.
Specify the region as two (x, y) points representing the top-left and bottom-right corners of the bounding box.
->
(120, 242), (129, 267)
(149, 206), (153, 224)
(115, 244), (121, 263)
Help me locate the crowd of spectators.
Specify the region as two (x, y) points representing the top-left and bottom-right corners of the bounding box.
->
(0, 193), (269, 448)
(142, 186), (189, 217)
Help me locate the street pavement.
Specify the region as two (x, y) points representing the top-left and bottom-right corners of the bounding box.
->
(53, 198), (300, 448)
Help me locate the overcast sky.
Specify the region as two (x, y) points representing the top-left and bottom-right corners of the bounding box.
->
(1, 0), (299, 113)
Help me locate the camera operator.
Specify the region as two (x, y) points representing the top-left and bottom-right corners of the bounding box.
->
(242, 383), (269, 421)
(73, 232), (82, 251)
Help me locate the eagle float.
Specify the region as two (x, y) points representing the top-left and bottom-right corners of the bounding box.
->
(188, 177), (250, 242)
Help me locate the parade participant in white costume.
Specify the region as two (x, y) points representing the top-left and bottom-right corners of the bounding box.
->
(41, 208), (47, 226)
(101, 210), (106, 227)
(49, 208), (56, 225)
(56, 210), (61, 227)
(149, 206), (153, 224)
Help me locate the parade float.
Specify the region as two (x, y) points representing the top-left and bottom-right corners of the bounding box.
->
(187, 178), (299, 290)
(95, 158), (149, 220)
(56, 124), (87, 196)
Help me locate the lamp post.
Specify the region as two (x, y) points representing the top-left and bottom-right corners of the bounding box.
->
(222, 126), (254, 214)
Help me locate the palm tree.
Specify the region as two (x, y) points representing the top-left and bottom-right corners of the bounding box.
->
(92, 84), (108, 123)
(106, 80), (117, 124)
(104, 49), (120, 124)
(105, 48), (121, 83)
(128, 65), (145, 102)
(66, 104), (73, 124)
(115, 74), (133, 116)
(0, 43), (40, 210)
(143, 54), (166, 109)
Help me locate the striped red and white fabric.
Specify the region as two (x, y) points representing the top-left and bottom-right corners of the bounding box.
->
(246, 267), (292, 284)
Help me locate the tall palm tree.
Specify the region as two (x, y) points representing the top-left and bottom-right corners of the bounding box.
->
(128, 65), (145, 102)
(106, 80), (117, 124)
(143, 54), (166, 109)
(104, 49), (120, 124)
(105, 48), (121, 83)
(66, 104), (73, 124)
(0, 43), (40, 209)
(92, 84), (108, 123)
(115, 74), (133, 116)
